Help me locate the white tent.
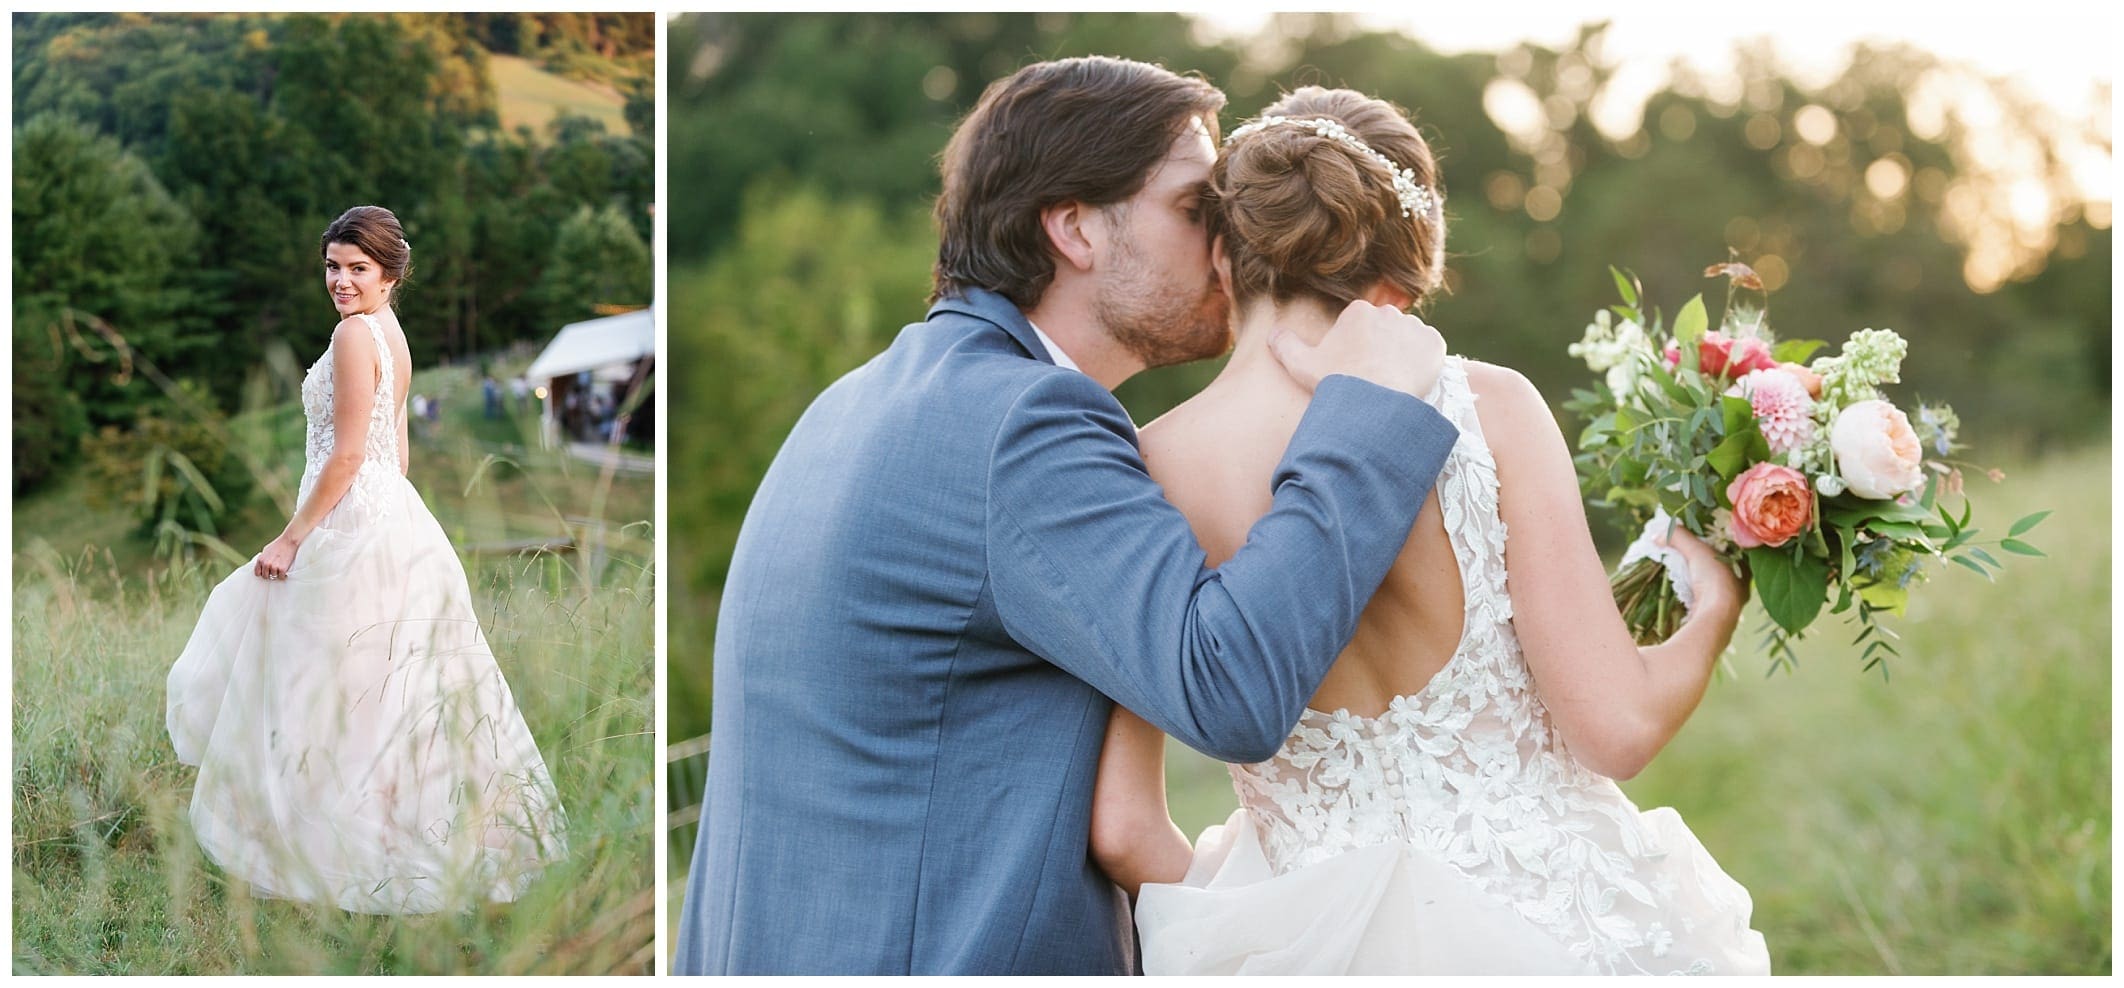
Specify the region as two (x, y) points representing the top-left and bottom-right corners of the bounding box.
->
(525, 307), (654, 448)
(526, 308), (654, 382)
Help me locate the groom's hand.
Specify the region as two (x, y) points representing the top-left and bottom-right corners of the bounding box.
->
(1268, 300), (1447, 399)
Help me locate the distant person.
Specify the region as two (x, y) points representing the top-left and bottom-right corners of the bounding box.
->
(510, 376), (530, 415)
(165, 204), (566, 914)
(483, 374), (501, 419)
(592, 389), (616, 441)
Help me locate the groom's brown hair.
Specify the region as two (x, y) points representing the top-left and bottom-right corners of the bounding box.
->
(931, 56), (1224, 307)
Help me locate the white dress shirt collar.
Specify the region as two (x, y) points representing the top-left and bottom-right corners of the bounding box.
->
(1026, 321), (1082, 374)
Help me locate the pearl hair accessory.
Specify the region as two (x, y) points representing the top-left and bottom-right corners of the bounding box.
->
(1224, 115), (1440, 220)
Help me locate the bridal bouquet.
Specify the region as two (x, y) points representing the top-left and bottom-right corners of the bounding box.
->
(1562, 260), (2047, 671)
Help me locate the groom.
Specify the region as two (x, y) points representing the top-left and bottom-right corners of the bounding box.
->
(675, 56), (1460, 975)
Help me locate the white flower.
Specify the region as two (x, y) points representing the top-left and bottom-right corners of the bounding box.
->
(1813, 328), (1909, 407)
(1706, 508), (1738, 554)
(1605, 355), (1643, 398)
(1815, 473), (1846, 497)
(1830, 399), (1926, 499)
(1570, 309), (1652, 379)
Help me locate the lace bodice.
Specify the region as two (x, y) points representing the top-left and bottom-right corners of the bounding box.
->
(1226, 357), (1744, 974)
(298, 312), (404, 524)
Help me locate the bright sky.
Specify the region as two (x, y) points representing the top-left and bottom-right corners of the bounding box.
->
(1196, 2), (2112, 127)
(1193, 2), (2112, 288)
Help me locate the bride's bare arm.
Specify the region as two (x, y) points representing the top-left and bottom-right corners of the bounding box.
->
(257, 319), (378, 579)
(1089, 705), (1193, 897)
(1476, 363), (1744, 781)
(285, 319), (379, 541)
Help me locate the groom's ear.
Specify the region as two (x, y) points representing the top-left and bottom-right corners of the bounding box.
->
(1041, 200), (1099, 274)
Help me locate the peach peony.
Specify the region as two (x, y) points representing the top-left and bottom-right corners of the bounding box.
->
(1830, 400), (1925, 499)
(1725, 462), (1814, 548)
(1779, 361), (1823, 398)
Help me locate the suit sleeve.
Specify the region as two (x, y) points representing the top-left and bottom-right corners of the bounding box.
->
(985, 371), (1460, 763)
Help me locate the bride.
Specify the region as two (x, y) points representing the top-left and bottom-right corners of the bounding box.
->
(165, 205), (565, 914)
(1089, 89), (1772, 974)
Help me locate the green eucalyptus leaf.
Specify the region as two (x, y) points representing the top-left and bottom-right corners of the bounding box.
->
(1822, 498), (1935, 530)
(1719, 395), (1753, 437)
(1674, 293), (1708, 345)
(1610, 265), (1639, 307)
(1747, 545), (1831, 635)
(1772, 339), (1827, 364)
(1868, 521), (1929, 541)
(1707, 432), (1752, 481)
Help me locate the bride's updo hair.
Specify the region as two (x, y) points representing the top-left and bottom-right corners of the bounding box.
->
(1211, 87), (1445, 310)
(320, 205), (413, 302)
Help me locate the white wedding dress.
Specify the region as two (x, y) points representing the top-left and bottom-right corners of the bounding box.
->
(1134, 358), (1771, 975)
(166, 312), (565, 914)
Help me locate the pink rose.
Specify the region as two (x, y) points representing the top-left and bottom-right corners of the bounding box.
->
(1707, 331), (1775, 378)
(1673, 331), (1778, 379)
(1830, 400), (1925, 499)
(1725, 462), (1814, 548)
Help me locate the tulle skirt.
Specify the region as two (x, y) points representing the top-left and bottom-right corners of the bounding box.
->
(1135, 807), (1770, 975)
(166, 475), (565, 914)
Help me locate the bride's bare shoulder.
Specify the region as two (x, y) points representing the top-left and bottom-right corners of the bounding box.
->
(1461, 359), (1549, 421)
(1460, 359), (1571, 483)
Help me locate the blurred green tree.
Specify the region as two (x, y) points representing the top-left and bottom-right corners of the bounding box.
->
(10, 12), (654, 499)
(663, 12), (2111, 737)
(12, 112), (202, 490)
(547, 203), (652, 326)
(667, 183), (936, 734)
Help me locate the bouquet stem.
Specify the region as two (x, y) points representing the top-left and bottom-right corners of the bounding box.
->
(1611, 557), (1685, 646)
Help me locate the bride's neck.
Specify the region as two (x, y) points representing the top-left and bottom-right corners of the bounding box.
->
(1220, 295), (1341, 380)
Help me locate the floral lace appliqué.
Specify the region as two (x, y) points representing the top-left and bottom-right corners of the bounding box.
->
(299, 312), (403, 527)
(1225, 357), (1759, 975)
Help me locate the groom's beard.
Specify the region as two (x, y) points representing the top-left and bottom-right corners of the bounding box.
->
(1096, 232), (1232, 371)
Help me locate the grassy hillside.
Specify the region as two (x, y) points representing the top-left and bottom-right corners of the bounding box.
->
(491, 54), (629, 139)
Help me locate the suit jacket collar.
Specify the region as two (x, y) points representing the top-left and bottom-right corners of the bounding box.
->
(927, 288), (1054, 366)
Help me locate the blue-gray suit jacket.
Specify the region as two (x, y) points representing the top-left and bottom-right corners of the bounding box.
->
(675, 288), (1459, 974)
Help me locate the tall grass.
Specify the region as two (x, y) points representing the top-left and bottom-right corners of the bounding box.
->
(13, 361), (655, 974)
(1163, 443), (2110, 975)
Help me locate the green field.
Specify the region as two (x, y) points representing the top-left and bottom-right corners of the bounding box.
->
(1158, 442), (2111, 975)
(662, 444), (2108, 973)
(12, 358), (655, 975)
(491, 54), (628, 139)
